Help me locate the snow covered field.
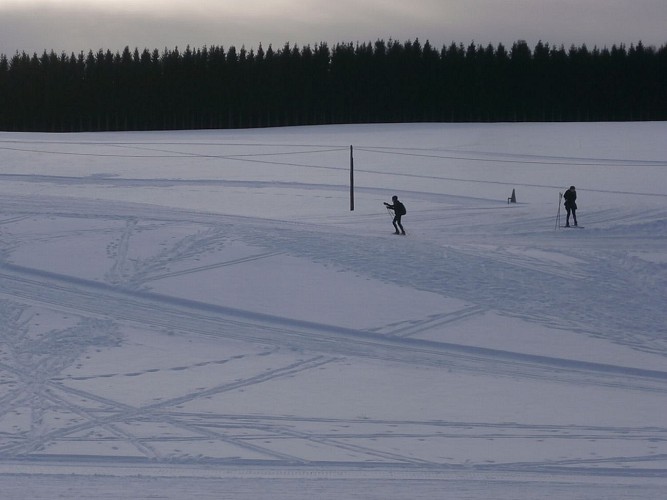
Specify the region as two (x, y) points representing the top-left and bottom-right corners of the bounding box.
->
(0, 122), (666, 499)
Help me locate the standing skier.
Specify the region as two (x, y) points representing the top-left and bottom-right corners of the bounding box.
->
(563, 186), (578, 227)
(384, 195), (406, 235)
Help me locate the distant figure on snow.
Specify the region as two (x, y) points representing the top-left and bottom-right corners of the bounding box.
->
(563, 186), (578, 227)
(384, 195), (406, 235)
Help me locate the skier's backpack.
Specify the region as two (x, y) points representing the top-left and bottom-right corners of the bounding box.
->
(395, 201), (406, 215)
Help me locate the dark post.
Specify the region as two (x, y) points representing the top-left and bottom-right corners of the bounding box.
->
(508, 188), (516, 204)
(350, 145), (354, 211)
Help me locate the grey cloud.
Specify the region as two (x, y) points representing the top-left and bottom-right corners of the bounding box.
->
(1, 1), (665, 57)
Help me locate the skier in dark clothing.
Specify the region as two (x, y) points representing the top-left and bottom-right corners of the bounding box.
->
(563, 186), (578, 227)
(384, 195), (406, 235)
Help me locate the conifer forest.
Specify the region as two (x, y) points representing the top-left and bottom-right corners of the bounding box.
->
(1, 39), (665, 132)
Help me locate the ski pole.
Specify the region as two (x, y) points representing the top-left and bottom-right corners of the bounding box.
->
(555, 192), (562, 229)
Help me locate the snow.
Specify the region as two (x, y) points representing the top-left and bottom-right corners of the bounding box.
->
(0, 122), (666, 499)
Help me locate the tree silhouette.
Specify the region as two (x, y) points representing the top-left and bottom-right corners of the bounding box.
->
(1, 39), (665, 132)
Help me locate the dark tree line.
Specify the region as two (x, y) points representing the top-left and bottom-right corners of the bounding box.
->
(1, 39), (666, 132)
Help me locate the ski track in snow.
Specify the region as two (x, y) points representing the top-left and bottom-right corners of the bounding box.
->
(0, 124), (666, 497)
(1, 196), (666, 474)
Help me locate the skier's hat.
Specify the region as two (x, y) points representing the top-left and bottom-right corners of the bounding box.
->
(392, 195), (398, 200)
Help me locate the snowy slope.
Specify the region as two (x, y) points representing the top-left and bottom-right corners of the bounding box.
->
(0, 122), (666, 499)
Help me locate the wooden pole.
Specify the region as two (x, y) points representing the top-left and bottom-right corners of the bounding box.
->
(350, 145), (354, 211)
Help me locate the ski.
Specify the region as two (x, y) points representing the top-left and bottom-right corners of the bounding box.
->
(560, 226), (584, 228)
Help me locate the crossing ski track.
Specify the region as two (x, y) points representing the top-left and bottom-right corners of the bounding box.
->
(1, 195), (666, 479)
(1, 123), (667, 498)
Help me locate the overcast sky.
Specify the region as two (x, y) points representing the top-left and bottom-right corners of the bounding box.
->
(1, 0), (666, 56)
